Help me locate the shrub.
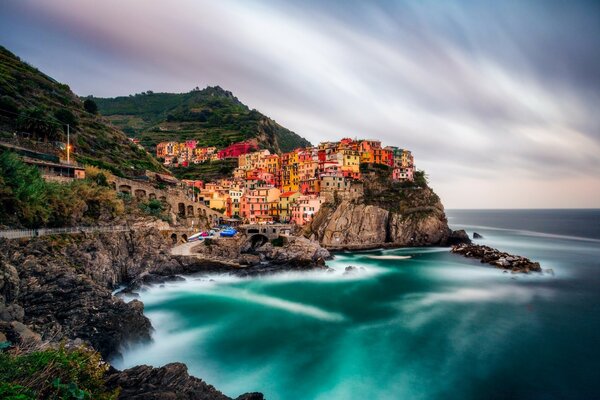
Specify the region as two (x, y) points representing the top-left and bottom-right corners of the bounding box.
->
(54, 109), (78, 130)
(16, 108), (59, 142)
(271, 237), (285, 247)
(0, 345), (118, 399)
(0, 151), (124, 228)
(83, 99), (97, 115)
(138, 199), (165, 218)
(413, 170), (428, 188)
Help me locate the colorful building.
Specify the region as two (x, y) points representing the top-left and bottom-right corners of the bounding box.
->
(218, 141), (258, 159)
(290, 195), (323, 225)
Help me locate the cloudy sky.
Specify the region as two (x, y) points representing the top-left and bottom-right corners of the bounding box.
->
(2, 0), (599, 208)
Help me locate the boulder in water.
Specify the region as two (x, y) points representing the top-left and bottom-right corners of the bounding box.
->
(473, 232), (484, 239)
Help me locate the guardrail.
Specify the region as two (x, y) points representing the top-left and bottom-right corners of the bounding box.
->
(0, 225), (132, 239)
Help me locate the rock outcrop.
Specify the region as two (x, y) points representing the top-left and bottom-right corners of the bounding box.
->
(451, 244), (542, 273)
(307, 185), (467, 250)
(0, 232), (166, 359)
(178, 235), (331, 277)
(106, 363), (263, 400)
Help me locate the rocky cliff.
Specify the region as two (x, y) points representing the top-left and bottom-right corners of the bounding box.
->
(306, 168), (467, 250)
(0, 228), (273, 399)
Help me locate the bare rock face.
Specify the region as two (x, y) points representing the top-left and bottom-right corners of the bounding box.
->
(0, 231), (173, 359)
(307, 187), (459, 250)
(187, 235), (330, 272)
(105, 362), (263, 400)
(313, 202), (390, 249)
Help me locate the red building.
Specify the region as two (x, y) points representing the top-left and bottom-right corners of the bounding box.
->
(217, 141), (258, 159)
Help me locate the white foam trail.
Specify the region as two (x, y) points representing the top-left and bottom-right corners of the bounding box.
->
(202, 288), (345, 322)
(404, 285), (554, 309)
(365, 255), (412, 260)
(451, 223), (600, 244)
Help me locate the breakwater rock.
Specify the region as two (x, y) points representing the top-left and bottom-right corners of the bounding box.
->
(451, 244), (542, 273)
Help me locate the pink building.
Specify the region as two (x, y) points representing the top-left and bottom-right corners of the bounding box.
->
(291, 195), (323, 225)
(217, 141), (258, 159)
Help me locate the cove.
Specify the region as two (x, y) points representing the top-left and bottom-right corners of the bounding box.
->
(115, 210), (600, 399)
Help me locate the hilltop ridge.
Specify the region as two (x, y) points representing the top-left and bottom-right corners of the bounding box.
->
(88, 86), (311, 154)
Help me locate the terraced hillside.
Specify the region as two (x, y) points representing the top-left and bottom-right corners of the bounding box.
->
(89, 86), (311, 154)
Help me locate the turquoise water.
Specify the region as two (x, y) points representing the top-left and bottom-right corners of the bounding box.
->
(116, 210), (600, 399)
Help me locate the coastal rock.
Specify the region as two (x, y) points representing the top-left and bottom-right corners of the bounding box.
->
(186, 235), (330, 272)
(105, 362), (264, 400)
(451, 244), (542, 273)
(447, 229), (472, 245)
(473, 232), (484, 239)
(307, 187), (462, 250)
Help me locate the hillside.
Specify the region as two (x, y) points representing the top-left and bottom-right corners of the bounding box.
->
(88, 86), (311, 153)
(0, 46), (167, 177)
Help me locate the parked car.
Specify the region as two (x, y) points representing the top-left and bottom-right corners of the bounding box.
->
(220, 228), (237, 237)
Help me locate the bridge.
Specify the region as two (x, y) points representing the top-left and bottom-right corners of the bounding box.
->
(108, 176), (223, 228)
(239, 224), (295, 240)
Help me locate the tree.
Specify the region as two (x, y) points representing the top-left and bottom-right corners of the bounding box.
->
(54, 109), (78, 134)
(16, 108), (58, 142)
(413, 170), (429, 188)
(83, 99), (98, 114)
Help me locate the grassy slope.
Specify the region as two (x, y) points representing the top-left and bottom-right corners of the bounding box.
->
(0, 46), (167, 177)
(89, 86), (312, 153)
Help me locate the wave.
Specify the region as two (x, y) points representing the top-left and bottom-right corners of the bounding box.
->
(365, 255), (412, 260)
(451, 223), (600, 244)
(202, 288), (345, 322)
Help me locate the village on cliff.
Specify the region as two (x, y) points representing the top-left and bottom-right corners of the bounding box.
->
(155, 138), (415, 225)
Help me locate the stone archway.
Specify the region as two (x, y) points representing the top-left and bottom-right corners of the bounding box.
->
(134, 189), (147, 199)
(118, 184), (131, 194)
(178, 203), (185, 217)
(187, 205), (194, 216)
(249, 234), (269, 250)
(170, 233), (177, 245)
(149, 193), (157, 200)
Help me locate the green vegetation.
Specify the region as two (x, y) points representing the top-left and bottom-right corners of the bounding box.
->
(360, 164), (436, 214)
(271, 237), (285, 247)
(412, 170), (428, 188)
(138, 199), (170, 222)
(0, 46), (167, 177)
(0, 345), (118, 399)
(89, 86), (311, 153)
(82, 99), (97, 115)
(0, 151), (124, 228)
(171, 159), (237, 181)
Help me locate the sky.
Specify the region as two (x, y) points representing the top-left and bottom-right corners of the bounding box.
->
(1, 0), (599, 208)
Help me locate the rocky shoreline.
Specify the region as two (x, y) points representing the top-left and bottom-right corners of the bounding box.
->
(0, 228), (290, 399)
(0, 222), (472, 399)
(451, 243), (542, 273)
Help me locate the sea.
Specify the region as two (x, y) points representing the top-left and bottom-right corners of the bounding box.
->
(114, 209), (600, 399)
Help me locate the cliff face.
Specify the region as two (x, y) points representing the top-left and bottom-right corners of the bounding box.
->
(0, 228), (176, 359)
(308, 189), (451, 250)
(307, 168), (461, 250)
(0, 228), (271, 399)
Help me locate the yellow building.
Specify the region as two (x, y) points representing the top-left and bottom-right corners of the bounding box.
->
(338, 149), (360, 173)
(281, 151), (300, 192)
(278, 191), (301, 222)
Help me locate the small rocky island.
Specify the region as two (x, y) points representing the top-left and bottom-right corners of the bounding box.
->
(451, 243), (542, 273)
